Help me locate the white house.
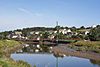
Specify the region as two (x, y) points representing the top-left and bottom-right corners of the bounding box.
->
(67, 29), (71, 33)
(59, 29), (72, 34)
(12, 35), (18, 38)
(54, 31), (57, 33)
(59, 29), (67, 34)
(30, 31), (35, 34)
(35, 32), (39, 35)
(15, 31), (22, 35)
(85, 31), (89, 35)
(92, 25), (96, 28)
(48, 35), (55, 39)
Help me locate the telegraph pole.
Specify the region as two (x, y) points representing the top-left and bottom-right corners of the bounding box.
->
(56, 21), (59, 44)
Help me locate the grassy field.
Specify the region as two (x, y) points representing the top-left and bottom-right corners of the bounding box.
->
(68, 41), (100, 53)
(0, 40), (31, 67)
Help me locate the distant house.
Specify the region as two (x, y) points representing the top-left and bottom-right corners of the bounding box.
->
(15, 31), (22, 35)
(48, 30), (54, 34)
(54, 31), (57, 33)
(59, 29), (66, 34)
(30, 31), (35, 35)
(7, 31), (24, 39)
(92, 25), (96, 28)
(59, 29), (72, 35)
(48, 35), (55, 40)
(85, 31), (89, 35)
(77, 29), (90, 35)
(12, 35), (18, 39)
(35, 31), (39, 35)
(67, 29), (72, 33)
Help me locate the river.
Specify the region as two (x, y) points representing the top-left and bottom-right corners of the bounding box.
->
(10, 44), (100, 67)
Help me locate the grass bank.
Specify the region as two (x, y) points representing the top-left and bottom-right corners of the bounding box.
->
(0, 40), (31, 67)
(68, 41), (100, 53)
(0, 58), (31, 67)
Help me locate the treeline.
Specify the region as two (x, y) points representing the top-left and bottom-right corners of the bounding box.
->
(0, 25), (100, 41)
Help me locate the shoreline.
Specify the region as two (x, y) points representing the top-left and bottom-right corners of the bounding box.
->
(52, 45), (100, 61)
(0, 40), (31, 67)
(3, 44), (24, 57)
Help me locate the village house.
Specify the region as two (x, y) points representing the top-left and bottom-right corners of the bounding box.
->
(85, 31), (89, 35)
(59, 29), (72, 35)
(48, 34), (55, 40)
(7, 31), (27, 39)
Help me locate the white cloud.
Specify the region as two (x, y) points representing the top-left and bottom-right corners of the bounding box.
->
(18, 8), (33, 15)
(17, 8), (43, 17)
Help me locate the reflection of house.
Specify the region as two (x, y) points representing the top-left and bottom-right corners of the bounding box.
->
(37, 37), (40, 40)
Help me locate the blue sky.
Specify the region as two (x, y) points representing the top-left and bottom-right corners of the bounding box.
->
(0, 0), (100, 31)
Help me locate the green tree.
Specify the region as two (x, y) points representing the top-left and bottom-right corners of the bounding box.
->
(80, 26), (85, 29)
(41, 32), (50, 39)
(89, 25), (100, 41)
(70, 26), (77, 31)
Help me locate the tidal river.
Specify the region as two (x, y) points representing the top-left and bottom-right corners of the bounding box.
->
(10, 44), (100, 67)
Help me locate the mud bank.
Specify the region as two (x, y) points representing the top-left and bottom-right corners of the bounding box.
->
(52, 45), (100, 61)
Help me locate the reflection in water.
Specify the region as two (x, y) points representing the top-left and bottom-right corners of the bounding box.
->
(56, 57), (58, 67)
(16, 44), (51, 53)
(11, 44), (100, 67)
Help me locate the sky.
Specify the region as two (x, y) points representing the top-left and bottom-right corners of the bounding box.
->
(0, 0), (100, 31)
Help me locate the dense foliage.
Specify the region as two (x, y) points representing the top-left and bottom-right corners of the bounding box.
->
(89, 25), (100, 41)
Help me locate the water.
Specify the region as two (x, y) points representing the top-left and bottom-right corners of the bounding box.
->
(10, 44), (100, 67)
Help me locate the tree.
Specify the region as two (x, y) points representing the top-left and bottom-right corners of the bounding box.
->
(0, 31), (11, 39)
(80, 26), (85, 29)
(89, 25), (100, 41)
(70, 26), (77, 31)
(41, 32), (50, 39)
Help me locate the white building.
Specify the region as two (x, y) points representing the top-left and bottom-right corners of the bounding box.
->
(67, 29), (71, 33)
(92, 25), (96, 28)
(48, 35), (55, 39)
(85, 31), (89, 35)
(12, 35), (18, 38)
(59, 29), (72, 34)
(30, 31), (35, 34)
(54, 31), (57, 33)
(35, 32), (39, 35)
